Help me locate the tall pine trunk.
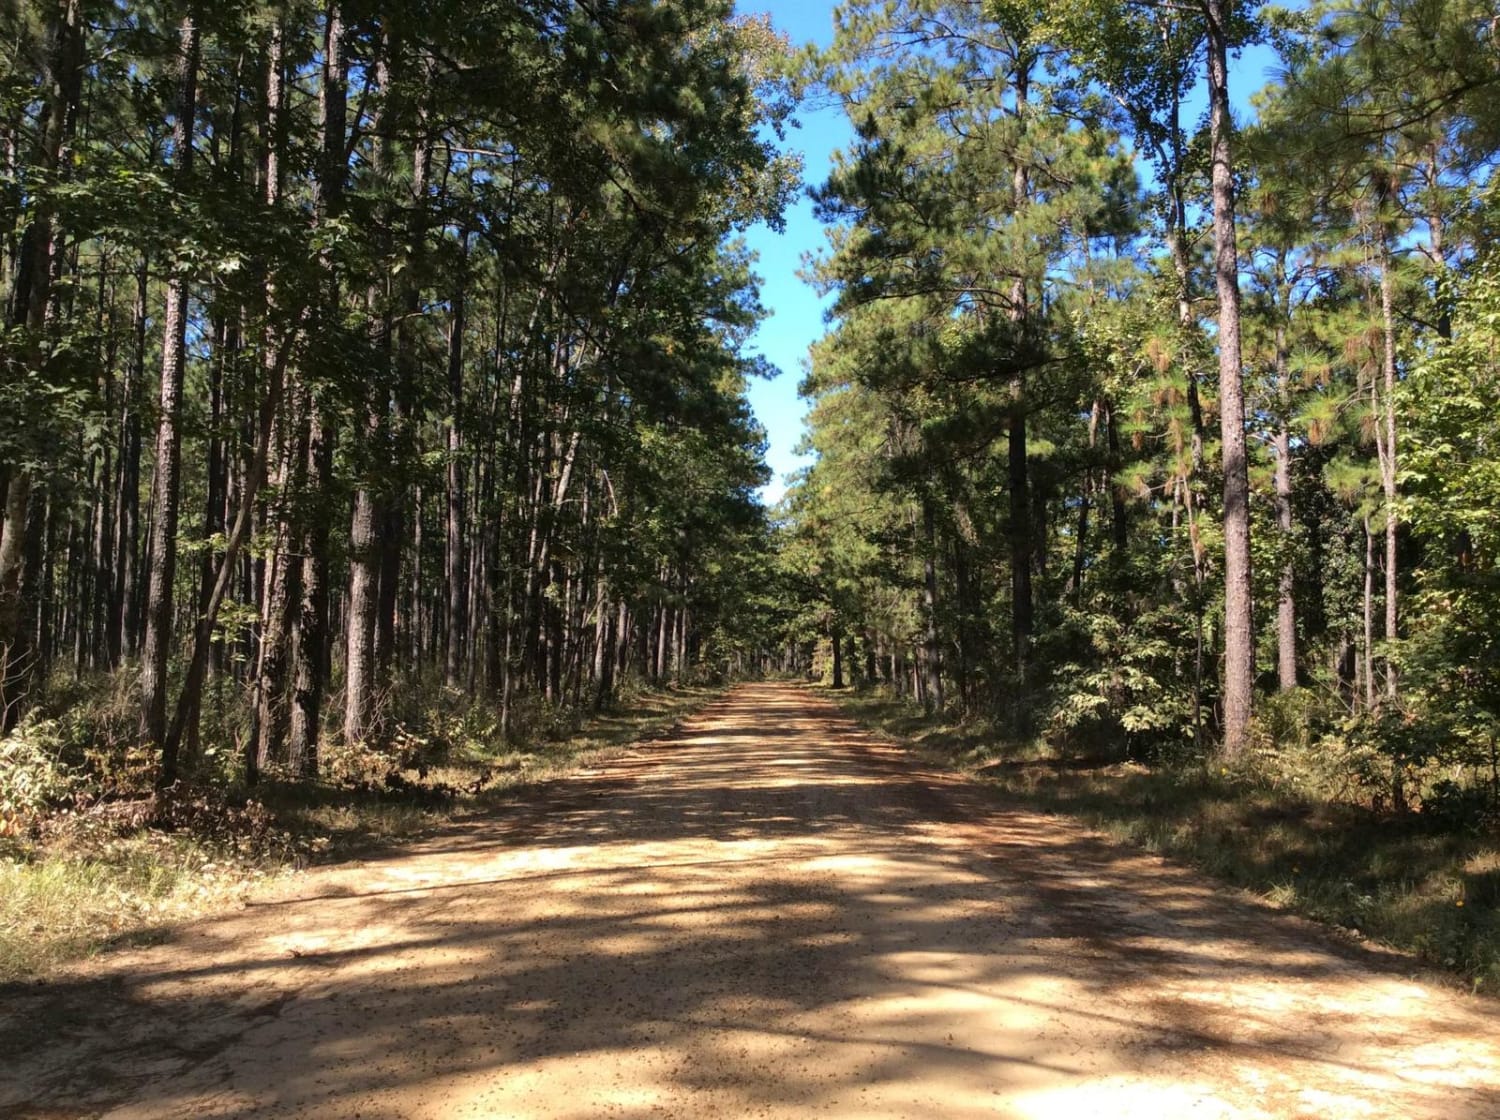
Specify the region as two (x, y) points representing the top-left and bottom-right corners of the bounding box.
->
(444, 238), (468, 687)
(920, 496), (943, 714)
(290, 404), (333, 774)
(290, 0), (348, 773)
(1205, 0), (1253, 757)
(111, 257), (148, 664)
(0, 476), (29, 730)
(1274, 296), (1297, 692)
(144, 12), (201, 780)
(1008, 55), (1033, 678)
(1377, 238), (1399, 700)
(344, 482), (380, 743)
(1274, 423), (1297, 692)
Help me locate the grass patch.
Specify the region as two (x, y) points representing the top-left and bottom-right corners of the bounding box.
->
(0, 832), (283, 981)
(829, 684), (1500, 992)
(0, 682), (721, 982)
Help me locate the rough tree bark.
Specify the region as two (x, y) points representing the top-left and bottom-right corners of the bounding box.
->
(1273, 260), (1297, 692)
(1008, 53), (1033, 678)
(920, 495), (943, 714)
(1205, 0), (1254, 757)
(445, 235), (468, 688)
(289, 0), (348, 774)
(143, 10), (201, 774)
(1377, 238), (1399, 701)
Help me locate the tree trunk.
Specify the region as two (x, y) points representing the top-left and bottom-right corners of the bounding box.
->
(1378, 242), (1399, 702)
(592, 577), (614, 710)
(113, 256), (147, 663)
(1008, 56), (1033, 678)
(920, 496), (943, 714)
(344, 483), (380, 743)
(1205, 0), (1254, 757)
(246, 27), (295, 779)
(0, 474), (30, 730)
(655, 595), (670, 683)
(198, 312), (232, 687)
(1008, 402), (1032, 672)
(143, 11), (201, 776)
(1105, 402), (1128, 553)
(673, 598), (687, 683)
(290, 404), (334, 775)
(1335, 633), (1356, 708)
(1274, 306), (1297, 692)
(1274, 422), (1297, 691)
(1070, 433), (1092, 606)
(345, 43), (403, 741)
(290, 0), (348, 774)
(1363, 515), (1376, 713)
(250, 413), (304, 778)
(374, 121), (433, 678)
(445, 240), (468, 687)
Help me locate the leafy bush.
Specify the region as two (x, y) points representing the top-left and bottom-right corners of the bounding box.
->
(321, 734), (423, 788)
(25, 669), (156, 793)
(1423, 779), (1498, 834)
(1040, 602), (1199, 760)
(1242, 689), (1383, 801)
(0, 719), (81, 834)
(1251, 687), (1331, 757)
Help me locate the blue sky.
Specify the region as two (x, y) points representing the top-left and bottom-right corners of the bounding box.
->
(738, 1), (850, 506)
(736, 1), (1284, 506)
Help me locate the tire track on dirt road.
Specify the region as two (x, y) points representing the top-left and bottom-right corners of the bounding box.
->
(4, 682), (1499, 1118)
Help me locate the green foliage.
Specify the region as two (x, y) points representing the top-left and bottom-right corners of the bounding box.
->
(0, 719), (82, 832)
(26, 672), (161, 794)
(1041, 603), (1198, 757)
(777, 0), (1500, 841)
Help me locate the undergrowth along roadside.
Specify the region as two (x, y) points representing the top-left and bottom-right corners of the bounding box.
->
(0, 683), (721, 983)
(825, 684), (1500, 993)
(266, 682), (723, 858)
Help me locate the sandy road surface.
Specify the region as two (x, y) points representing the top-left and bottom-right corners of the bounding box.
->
(4, 682), (1499, 1119)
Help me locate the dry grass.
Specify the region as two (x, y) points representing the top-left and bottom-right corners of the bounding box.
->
(0, 834), (283, 981)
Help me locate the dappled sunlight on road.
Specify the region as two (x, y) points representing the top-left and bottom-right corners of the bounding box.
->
(4, 683), (1498, 1119)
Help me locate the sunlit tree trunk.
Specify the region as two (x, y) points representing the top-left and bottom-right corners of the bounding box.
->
(1273, 292), (1297, 693)
(1205, 0), (1254, 757)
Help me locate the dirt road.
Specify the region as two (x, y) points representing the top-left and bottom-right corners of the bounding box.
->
(5, 683), (1499, 1119)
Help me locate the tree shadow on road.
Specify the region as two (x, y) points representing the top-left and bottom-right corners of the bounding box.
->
(5, 685), (1499, 1120)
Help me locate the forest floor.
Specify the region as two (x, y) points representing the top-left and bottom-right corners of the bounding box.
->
(4, 681), (1499, 1119)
